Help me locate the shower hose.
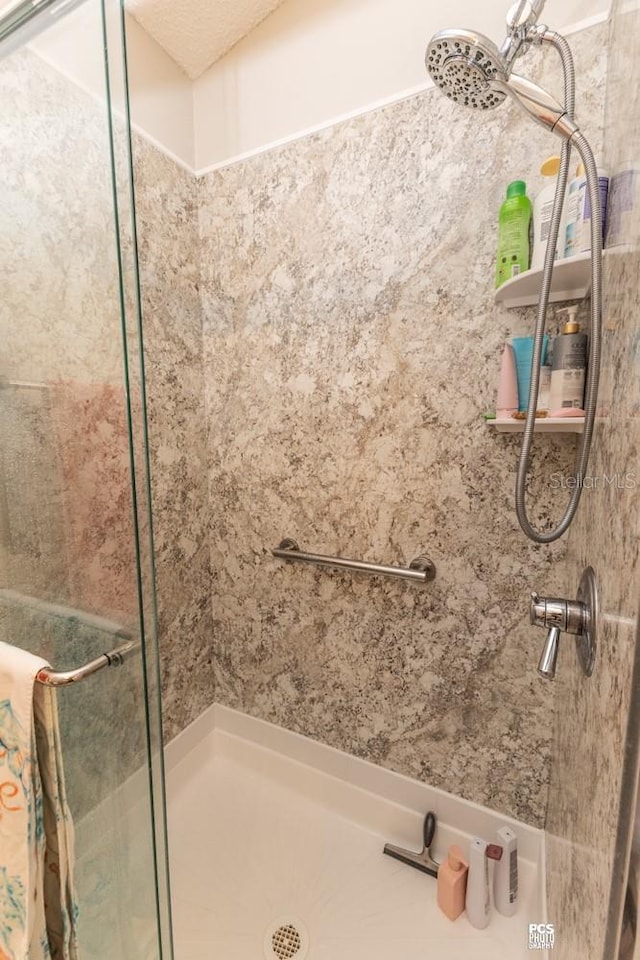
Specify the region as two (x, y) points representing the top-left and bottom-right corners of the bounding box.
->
(515, 30), (603, 543)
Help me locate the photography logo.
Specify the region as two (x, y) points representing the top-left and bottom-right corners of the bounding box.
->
(529, 923), (555, 950)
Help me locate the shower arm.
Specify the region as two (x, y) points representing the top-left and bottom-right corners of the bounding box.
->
(511, 30), (603, 543)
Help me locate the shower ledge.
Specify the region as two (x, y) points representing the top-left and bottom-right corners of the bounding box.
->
(164, 703), (546, 960)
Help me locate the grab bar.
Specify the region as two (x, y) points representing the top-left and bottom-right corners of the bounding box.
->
(272, 539), (436, 585)
(36, 640), (138, 687)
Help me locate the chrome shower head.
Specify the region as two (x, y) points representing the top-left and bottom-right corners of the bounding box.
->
(426, 27), (579, 141)
(425, 29), (508, 111)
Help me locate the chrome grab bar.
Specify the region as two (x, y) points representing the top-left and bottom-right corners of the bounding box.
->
(272, 539), (436, 585)
(36, 640), (138, 687)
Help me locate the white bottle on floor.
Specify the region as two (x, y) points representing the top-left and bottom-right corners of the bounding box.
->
(494, 826), (518, 917)
(466, 838), (503, 929)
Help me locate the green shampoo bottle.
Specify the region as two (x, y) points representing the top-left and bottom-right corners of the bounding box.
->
(495, 180), (532, 288)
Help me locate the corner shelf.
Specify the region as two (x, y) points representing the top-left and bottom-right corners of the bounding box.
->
(494, 252), (591, 308)
(486, 417), (584, 434)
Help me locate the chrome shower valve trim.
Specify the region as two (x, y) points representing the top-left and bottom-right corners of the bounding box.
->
(530, 594), (586, 635)
(530, 567), (598, 680)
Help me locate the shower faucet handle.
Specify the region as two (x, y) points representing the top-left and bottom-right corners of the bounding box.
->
(530, 591), (586, 680)
(537, 626), (561, 681)
(529, 568), (599, 681)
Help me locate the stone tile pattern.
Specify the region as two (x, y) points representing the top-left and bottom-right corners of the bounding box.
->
(0, 47), (214, 746)
(0, 52), (125, 387)
(0, 47), (149, 629)
(545, 4), (640, 958)
(0, 50), (150, 813)
(1, 46), (179, 952)
(133, 140), (215, 741)
(0, 50), (139, 623)
(197, 26), (607, 826)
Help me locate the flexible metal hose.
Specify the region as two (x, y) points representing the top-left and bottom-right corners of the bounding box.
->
(514, 31), (602, 542)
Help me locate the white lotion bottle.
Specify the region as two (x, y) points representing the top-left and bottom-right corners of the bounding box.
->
(494, 827), (518, 917)
(466, 839), (503, 929)
(531, 155), (564, 271)
(564, 164), (587, 258)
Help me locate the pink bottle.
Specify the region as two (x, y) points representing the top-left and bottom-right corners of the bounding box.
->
(437, 845), (469, 921)
(496, 343), (518, 419)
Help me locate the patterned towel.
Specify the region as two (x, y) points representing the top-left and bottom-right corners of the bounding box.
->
(0, 641), (78, 960)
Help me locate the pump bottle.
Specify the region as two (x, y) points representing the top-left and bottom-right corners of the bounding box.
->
(549, 305), (588, 416)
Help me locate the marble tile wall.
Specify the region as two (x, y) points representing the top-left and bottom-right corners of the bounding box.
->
(0, 49), (149, 815)
(1, 48), (216, 748)
(0, 52), (124, 388)
(132, 139), (215, 741)
(198, 24), (607, 826)
(0, 49), (139, 625)
(545, 3), (640, 957)
(1, 38), (200, 957)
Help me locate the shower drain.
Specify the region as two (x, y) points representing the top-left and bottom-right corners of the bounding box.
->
(263, 917), (309, 960)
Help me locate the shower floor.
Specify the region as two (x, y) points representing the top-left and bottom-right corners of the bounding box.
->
(166, 707), (544, 960)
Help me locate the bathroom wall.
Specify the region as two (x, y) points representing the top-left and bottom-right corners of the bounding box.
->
(193, 0), (611, 170)
(0, 47), (137, 625)
(197, 24), (608, 826)
(133, 138), (215, 740)
(545, 1), (640, 956)
(0, 36), (212, 789)
(1, 23), (178, 950)
(0, 45), (149, 815)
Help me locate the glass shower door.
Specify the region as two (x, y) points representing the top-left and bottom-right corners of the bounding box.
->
(0, 1), (173, 957)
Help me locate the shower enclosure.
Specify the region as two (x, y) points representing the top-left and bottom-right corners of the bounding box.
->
(4, 0), (640, 958)
(0, 0), (173, 957)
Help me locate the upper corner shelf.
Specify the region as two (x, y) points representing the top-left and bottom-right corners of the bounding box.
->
(494, 252), (591, 308)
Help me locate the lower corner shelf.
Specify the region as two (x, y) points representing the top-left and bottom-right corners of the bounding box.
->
(486, 417), (584, 434)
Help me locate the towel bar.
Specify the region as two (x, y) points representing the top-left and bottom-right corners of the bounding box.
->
(272, 539), (436, 585)
(36, 640), (137, 687)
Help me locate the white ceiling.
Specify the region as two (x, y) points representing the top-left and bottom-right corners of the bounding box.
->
(126, 0), (288, 80)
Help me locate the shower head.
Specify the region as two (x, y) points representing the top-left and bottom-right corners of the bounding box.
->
(426, 29), (508, 111)
(426, 27), (579, 141)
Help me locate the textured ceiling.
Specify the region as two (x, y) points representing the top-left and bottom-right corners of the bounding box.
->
(126, 0), (287, 80)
